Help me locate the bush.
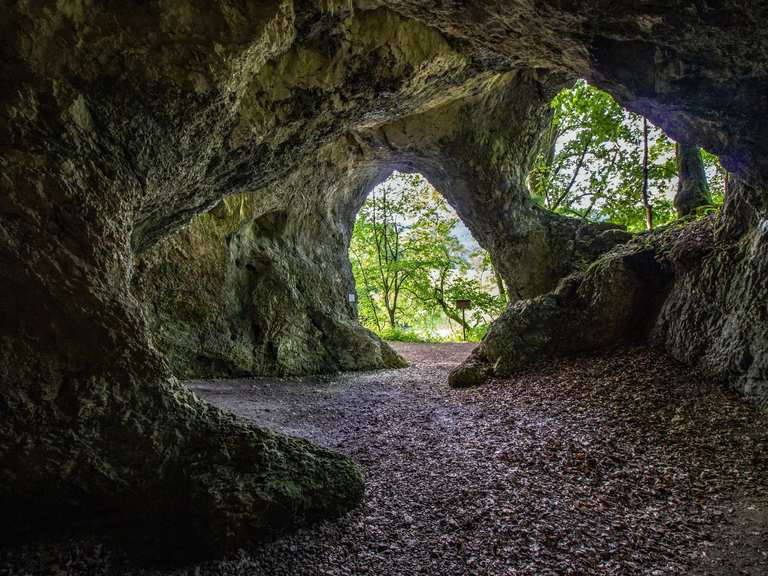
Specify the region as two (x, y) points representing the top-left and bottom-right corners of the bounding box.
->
(379, 326), (443, 343)
(377, 324), (489, 343)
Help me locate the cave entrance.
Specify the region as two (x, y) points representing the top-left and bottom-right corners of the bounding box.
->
(530, 79), (728, 231)
(349, 171), (506, 343)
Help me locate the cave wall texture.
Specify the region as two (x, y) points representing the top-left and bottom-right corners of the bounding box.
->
(1, 0), (767, 552)
(133, 142), (406, 379)
(135, 68), (629, 379)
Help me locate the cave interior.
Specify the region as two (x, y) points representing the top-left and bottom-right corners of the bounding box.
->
(1, 0), (767, 558)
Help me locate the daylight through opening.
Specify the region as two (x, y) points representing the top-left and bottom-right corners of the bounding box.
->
(532, 79), (728, 230)
(350, 171), (506, 343)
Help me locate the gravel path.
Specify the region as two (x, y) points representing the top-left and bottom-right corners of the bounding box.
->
(2, 344), (767, 575)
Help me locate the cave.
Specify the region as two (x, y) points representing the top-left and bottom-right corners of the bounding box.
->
(1, 0), (767, 571)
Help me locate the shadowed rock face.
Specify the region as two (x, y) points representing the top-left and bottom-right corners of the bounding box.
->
(134, 70), (628, 378)
(133, 143), (406, 378)
(450, 178), (768, 410)
(1, 0), (767, 553)
(653, 182), (768, 409)
(449, 239), (674, 389)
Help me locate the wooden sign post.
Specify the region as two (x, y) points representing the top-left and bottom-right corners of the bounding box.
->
(455, 299), (471, 341)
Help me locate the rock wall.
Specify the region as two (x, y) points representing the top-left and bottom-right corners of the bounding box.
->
(451, 185), (768, 409)
(449, 232), (676, 388)
(2, 0), (768, 553)
(134, 146), (403, 378)
(135, 70), (628, 379)
(653, 182), (768, 409)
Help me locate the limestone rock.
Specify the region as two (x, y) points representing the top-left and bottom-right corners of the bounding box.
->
(134, 70), (627, 378)
(2, 0), (768, 553)
(653, 184), (768, 409)
(134, 155), (406, 378)
(450, 238), (673, 387)
(451, 204), (768, 411)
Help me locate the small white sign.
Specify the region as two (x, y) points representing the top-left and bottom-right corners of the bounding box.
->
(348, 293), (356, 303)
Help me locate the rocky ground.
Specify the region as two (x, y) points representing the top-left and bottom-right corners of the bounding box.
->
(2, 343), (767, 575)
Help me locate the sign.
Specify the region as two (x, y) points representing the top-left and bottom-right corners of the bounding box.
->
(455, 299), (471, 310)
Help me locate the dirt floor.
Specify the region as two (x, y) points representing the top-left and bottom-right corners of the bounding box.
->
(1, 343), (767, 575)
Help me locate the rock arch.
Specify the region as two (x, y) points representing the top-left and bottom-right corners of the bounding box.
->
(1, 0), (767, 553)
(134, 69), (627, 381)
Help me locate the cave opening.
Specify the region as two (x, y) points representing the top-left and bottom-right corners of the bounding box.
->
(350, 170), (506, 343)
(530, 79), (728, 232)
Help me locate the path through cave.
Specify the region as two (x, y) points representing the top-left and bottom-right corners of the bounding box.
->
(3, 343), (766, 575)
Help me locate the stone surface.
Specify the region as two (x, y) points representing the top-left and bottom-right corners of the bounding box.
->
(451, 201), (768, 410)
(653, 182), (768, 409)
(449, 236), (673, 387)
(2, 0), (768, 553)
(134, 70), (627, 379)
(134, 149), (404, 378)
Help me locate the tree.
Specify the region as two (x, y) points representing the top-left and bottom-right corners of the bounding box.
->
(349, 236), (383, 332)
(640, 117), (653, 230)
(674, 142), (711, 217)
(530, 80), (677, 231)
(351, 173), (422, 329)
(350, 172), (505, 341)
(400, 181), (505, 338)
(481, 252), (507, 304)
(701, 149), (730, 204)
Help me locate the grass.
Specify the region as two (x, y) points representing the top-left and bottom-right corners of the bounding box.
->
(375, 325), (486, 344)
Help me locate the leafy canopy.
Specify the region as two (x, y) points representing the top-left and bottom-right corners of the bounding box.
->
(531, 80), (726, 231)
(350, 172), (504, 342)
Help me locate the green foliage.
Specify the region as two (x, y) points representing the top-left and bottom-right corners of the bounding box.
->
(701, 149), (728, 208)
(350, 172), (505, 342)
(378, 326), (444, 343)
(531, 80), (679, 232)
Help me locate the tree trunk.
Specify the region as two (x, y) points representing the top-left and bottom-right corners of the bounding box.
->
(386, 302), (397, 328)
(640, 118), (654, 231)
(674, 142), (711, 217)
(436, 297), (471, 332)
(351, 251), (382, 332)
(527, 122), (558, 195)
(552, 137), (590, 210)
(490, 258), (507, 303)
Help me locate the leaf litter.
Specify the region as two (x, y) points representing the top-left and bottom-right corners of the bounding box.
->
(1, 344), (766, 575)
